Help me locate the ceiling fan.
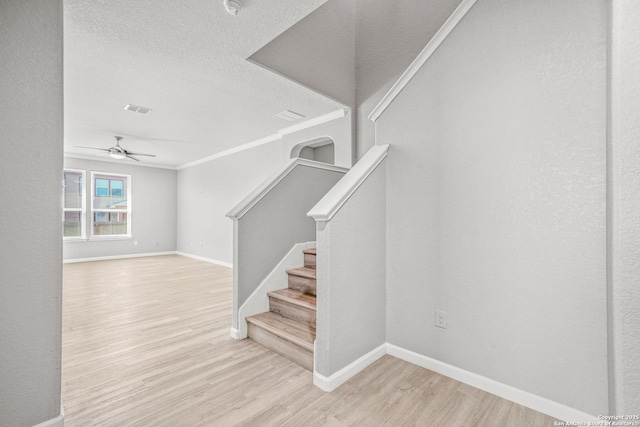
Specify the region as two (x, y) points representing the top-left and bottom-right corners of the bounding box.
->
(76, 136), (156, 161)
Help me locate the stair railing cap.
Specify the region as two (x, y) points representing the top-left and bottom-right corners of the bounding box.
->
(307, 144), (389, 223)
(227, 158), (349, 220)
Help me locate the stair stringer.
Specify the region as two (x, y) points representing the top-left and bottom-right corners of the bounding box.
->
(231, 241), (316, 339)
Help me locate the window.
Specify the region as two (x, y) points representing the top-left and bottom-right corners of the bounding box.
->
(91, 172), (131, 237)
(95, 177), (124, 198)
(63, 169), (86, 239)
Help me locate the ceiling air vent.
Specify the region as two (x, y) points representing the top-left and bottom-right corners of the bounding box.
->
(274, 110), (305, 122)
(124, 104), (152, 114)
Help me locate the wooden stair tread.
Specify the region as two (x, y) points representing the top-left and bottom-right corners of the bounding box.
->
(303, 248), (316, 255)
(246, 312), (315, 352)
(286, 267), (316, 279)
(268, 289), (316, 310)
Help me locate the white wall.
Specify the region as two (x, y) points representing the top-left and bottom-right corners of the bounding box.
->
(249, 0), (355, 107)
(304, 143), (335, 165)
(377, 0), (608, 415)
(354, 0), (463, 159)
(314, 159), (386, 377)
(235, 164), (346, 308)
(610, 0), (640, 414)
(63, 157), (177, 261)
(177, 141), (285, 264)
(282, 110), (353, 168)
(0, 1), (64, 425)
(249, 0), (464, 162)
(176, 123), (353, 267)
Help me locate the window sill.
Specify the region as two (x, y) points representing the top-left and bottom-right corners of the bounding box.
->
(63, 237), (88, 243)
(89, 236), (133, 242)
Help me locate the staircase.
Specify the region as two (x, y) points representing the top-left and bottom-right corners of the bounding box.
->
(246, 248), (317, 371)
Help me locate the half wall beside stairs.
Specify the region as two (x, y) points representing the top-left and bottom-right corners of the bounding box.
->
(226, 158), (348, 337)
(308, 144), (389, 390)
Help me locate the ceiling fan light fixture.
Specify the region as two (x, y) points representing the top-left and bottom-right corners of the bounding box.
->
(76, 136), (156, 162)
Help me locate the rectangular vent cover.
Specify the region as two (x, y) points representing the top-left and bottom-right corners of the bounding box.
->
(124, 104), (152, 114)
(274, 110), (305, 121)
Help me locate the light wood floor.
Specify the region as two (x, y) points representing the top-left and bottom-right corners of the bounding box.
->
(62, 255), (557, 426)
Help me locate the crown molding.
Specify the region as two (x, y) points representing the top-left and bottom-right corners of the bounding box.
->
(279, 108), (349, 136)
(177, 108), (348, 170)
(368, 0), (478, 122)
(64, 153), (177, 170)
(176, 134), (281, 170)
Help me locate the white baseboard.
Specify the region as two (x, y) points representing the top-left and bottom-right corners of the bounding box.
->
(64, 251), (232, 269)
(33, 409), (64, 427)
(313, 343), (599, 422)
(386, 344), (599, 423)
(313, 343), (387, 392)
(176, 251), (233, 268)
(63, 251), (177, 264)
(229, 327), (241, 339)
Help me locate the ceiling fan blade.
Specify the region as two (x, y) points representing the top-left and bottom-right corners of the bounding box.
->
(125, 154), (140, 161)
(76, 146), (110, 152)
(125, 151), (156, 157)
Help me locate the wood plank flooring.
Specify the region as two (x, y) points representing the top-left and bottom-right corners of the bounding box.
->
(62, 255), (557, 426)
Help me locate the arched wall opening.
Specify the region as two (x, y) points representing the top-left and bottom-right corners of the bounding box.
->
(290, 137), (335, 165)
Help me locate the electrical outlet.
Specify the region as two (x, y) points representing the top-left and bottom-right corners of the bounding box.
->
(435, 310), (447, 329)
(133, 240), (138, 246)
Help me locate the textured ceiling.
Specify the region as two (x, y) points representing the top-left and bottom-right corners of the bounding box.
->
(63, 0), (343, 167)
(246, 0), (464, 157)
(355, 0), (464, 104)
(354, 0), (465, 156)
(249, 0), (356, 107)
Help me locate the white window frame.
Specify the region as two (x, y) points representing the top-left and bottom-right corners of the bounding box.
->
(90, 171), (132, 240)
(63, 168), (86, 241)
